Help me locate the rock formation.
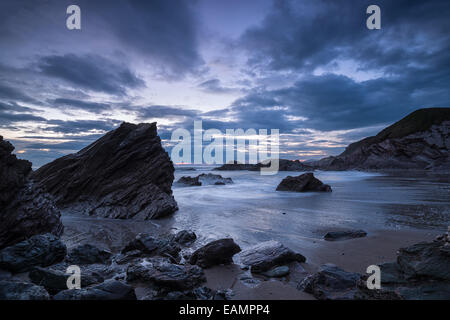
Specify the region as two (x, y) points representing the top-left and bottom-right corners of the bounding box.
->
(176, 173), (233, 186)
(33, 122), (178, 220)
(214, 159), (313, 172)
(311, 108), (450, 170)
(276, 173), (332, 192)
(189, 239), (241, 268)
(0, 136), (63, 249)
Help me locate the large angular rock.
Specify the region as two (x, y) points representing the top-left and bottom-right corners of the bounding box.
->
(239, 240), (306, 273)
(276, 173), (332, 192)
(33, 122), (178, 220)
(298, 263), (361, 300)
(0, 136), (63, 249)
(53, 279), (136, 300)
(121, 233), (181, 261)
(0, 233), (66, 273)
(0, 280), (50, 300)
(127, 260), (206, 291)
(189, 239), (241, 268)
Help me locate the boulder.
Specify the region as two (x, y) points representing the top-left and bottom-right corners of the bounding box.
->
(29, 266), (104, 294)
(126, 260), (206, 291)
(276, 173), (332, 192)
(0, 233), (66, 273)
(262, 265), (290, 278)
(324, 230), (367, 241)
(67, 244), (112, 265)
(239, 240), (306, 273)
(0, 136), (63, 249)
(298, 263), (361, 300)
(0, 280), (50, 300)
(189, 239), (241, 268)
(197, 173), (233, 185)
(121, 233), (181, 261)
(53, 279), (136, 300)
(172, 230), (197, 245)
(32, 122), (178, 220)
(176, 176), (202, 186)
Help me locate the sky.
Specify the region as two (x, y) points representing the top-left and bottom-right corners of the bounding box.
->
(0, 0), (449, 167)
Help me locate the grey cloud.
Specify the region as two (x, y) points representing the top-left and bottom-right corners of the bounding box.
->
(52, 98), (111, 112)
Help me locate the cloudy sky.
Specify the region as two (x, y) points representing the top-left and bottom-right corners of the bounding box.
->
(0, 0), (449, 167)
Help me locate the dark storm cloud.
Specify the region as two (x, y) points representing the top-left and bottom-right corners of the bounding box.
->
(38, 54), (145, 95)
(0, 85), (37, 103)
(52, 98), (111, 112)
(0, 102), (46, 126)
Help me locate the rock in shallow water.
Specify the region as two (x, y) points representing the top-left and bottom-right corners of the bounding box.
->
(324, 230), (367, 241)
(172, 230), (197, 245)
(262, 265), (290, 278)
(276, 173), (331, 192)
(239, 240), (306, 273)
(0, 280), (50, 300)
(0, 233), (66, 273)
(189, 239), (241, 268)
(121, 233), (181, 262)
(32, 122), (178, 220)
(53, 279), (136, 300)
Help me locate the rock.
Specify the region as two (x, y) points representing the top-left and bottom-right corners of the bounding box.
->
(240, 240), (306, 273)
(276, 173), (331, 192)
(173, 230), (197, 245)
(197, 173), (233, 185)
(67, 244), (112, 265)
(0, 136), (63, 249)
(310, 108), (450, 170)
(0, 233), (66, 273)
(176, 176), (202, 186)
(29, 266), (104, 294)
(262, 265), (290, 278)
(0, 280), (50, 300)
(214, 159), (314, 172)
(32, 122), (178, 220)
(189, 239), (241, 268)
(121, 233), (181, 261)
(298, 263), (361, 300)
(324, 230), (367, 241)
(114, 250), (143, 265)
(126, 260), (206, 291)
(53, 279), (136, 300)
(396, 237), (450, 280)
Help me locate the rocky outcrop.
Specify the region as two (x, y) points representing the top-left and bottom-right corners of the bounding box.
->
(32, 122), (178, 220)
(239, 240), (306, 273)
(0, 233), (66, 273)
(176, 173), (233, 187)
(121, 233), (181, 262)
(214, 159), (313, 172)
(0, 136), (63, 249)
(171, 230), (197, 245)
(276, 173), (332, 192)
(189, 239), (241, 268)
(67, 244), (112, 265)
(324, 230), (367, 241)
(311, 108), (450, 170)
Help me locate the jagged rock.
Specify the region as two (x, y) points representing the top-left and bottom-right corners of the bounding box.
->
(262, 265), (290, 278)
(53, 279), (136, 300)
(121, 233), (181, 262)
(172, 230), (197, 245)
(189, 239), (241, 268)
(396, 236), (450, 280)
(67, 244), (112, 265)
(32, 122), (178, 220)
(276, 173), (332, 192)
(126, 260), (206, 291)
(298, 263), (361, 300)
(114, 250), (143, 265)
(0, 280), (50, 300)
(240, 240), (306, 273)
(29, 266), (104, 294)
(324, 230), (367, 241)
(0, 233), (66, 273)
(0, 136), (63, 249)
(311, 108), (450, 170)
(176, 176), (202, 186)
